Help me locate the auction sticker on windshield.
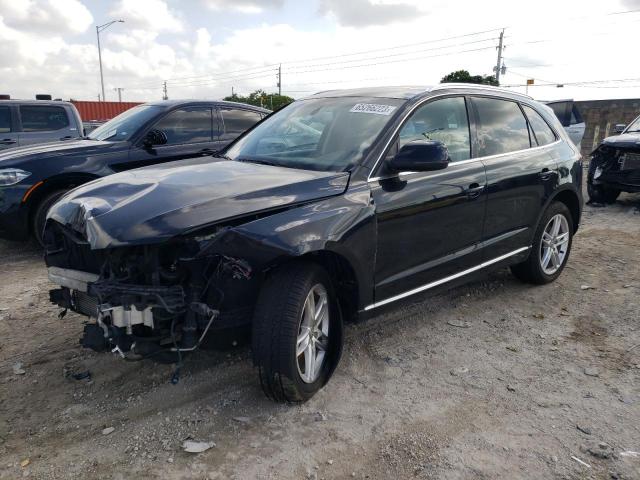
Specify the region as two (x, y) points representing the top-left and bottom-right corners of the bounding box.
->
(349, 103), (397, 115)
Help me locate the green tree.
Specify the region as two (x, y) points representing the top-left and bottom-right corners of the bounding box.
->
(440, 70), (499, 86)
(223, 89), (294, 111)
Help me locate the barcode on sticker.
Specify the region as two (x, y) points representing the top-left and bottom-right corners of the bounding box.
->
(349, 103), (397, 116)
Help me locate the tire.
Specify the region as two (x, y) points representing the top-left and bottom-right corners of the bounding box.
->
(32, 190), (67, 247)
(251, 262), (342, 403)
(510, 201), (574, 285)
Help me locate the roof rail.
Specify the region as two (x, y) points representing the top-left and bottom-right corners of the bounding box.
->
(430, 83), (533, 99)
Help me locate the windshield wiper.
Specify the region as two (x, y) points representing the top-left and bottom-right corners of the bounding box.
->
(236, 157), (280, 167)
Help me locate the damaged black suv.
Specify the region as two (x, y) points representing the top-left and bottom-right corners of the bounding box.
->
(45, 86), (583, 403)
(588, 113), (640, 203)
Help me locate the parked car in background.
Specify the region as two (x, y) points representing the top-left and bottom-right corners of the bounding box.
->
(44, 85), (582, 403)
(588, 112), (640, 203)
(0, 100), (269, 244)
(0, 99), (83, 150)
(544, 100), (585, 146)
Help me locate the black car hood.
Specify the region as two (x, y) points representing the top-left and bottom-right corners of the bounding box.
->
(47, 158), (350, 249)
(0, 139), (116, 166)
(600, 133), (640, 149)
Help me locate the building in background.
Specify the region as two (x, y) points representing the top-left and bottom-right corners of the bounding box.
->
(576, 98), (640, 156)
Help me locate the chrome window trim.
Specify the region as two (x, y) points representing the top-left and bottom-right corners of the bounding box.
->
(367, 92), (562, 183)
(364, 246), (531, 311)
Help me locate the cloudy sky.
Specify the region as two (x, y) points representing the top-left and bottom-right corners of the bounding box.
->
(1, 0), (639, 103)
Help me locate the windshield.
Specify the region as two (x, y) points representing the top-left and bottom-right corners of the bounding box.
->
(625, 115), (640, 133)
(88, 105), (162, 141)
(224, 97), (405, 171)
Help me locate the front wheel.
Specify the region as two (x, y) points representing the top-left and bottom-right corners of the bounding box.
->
(32, 189), (67, 247)
(511, 201), (574, 285)
(251, 262), (342, 403)
(587, 181), (620, 204)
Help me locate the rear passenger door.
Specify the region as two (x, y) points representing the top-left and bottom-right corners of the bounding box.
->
(219, 108), (263, 147)
(0, 106), (19, 150)
(18, 105), (75, 146)
(472, 97), (558, 259)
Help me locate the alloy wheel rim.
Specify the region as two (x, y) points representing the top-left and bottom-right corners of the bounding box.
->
(539, 214), (570, 275)
(296, 284), (330, 384)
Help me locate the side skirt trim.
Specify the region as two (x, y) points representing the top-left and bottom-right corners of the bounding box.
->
(364, 246), (531, 311)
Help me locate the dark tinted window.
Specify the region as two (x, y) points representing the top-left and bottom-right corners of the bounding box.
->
(547, 101), (570, 127)
(399, 96), (470, 161)
(473, 97), (531, 156)
(570, 105), (583, 125)
(221, 109), (262, 135)
(0, 107), (10, 133)
(153, 108), (212, 145)
(20, 106), (69, 132)
(523, 105), (556, 146)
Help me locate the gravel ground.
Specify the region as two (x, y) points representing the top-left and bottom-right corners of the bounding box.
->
(0, 195), (639, 480)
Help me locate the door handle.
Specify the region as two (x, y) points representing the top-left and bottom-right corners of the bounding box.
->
(60, 135), (73, 141)
(199, 148), (216, 156)
(0, 139), (16, 145)
(466, 183), (485, 199)
(539, 168), (553, 180)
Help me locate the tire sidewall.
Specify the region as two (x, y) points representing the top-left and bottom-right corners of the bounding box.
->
(286, 265), (342, 399)
(531, 202), (574, 283)
(33, 190), (66, 246)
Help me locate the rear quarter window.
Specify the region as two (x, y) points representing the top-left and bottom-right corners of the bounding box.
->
(523, 105), (556, 146)
(20, 105), (69, 132)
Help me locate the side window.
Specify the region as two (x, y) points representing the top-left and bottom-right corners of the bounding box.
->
(523, 105), (556, 146)
(0, 107), (11, 133)
(472, 97), (531, 157)
(20, 106), (69, 132)
(221, 109), (262, 136)
(152, 108), (212, 145)
(547, 102), (570, 127)
(398, 96), (471, 162)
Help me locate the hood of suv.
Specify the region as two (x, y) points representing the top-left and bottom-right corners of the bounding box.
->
(0, 139), (116, 166)
(46, 158), (350, 249)
(601, 132), (640, 149)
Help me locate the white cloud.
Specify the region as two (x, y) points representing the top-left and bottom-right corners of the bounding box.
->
(319, 0), (425, 27)
(109, 0), (184, 33)
(202, 0), (284, 14)
(0, 0), (93, 34)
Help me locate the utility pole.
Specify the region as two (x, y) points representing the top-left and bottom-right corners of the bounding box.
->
(231, 86), (235, 97)
(277, 64), (282, 96)
(494, 29), (505, 85)
(162, 81), (168, 100)
(96, 20), (125, 102)
(113, 87), (124, 102)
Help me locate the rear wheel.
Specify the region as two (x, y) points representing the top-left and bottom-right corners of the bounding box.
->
(32, 189), (67, 247)
(511, 201), (574, 285)
(251, 262), (342, 403)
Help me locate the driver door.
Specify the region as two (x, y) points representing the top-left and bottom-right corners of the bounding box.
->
(121, 107), (220, 172)
(370, 96), (488, 303)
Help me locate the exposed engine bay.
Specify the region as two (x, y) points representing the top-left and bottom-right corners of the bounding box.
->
(589, 137), (640, 202)
(46, 221), (255, 372)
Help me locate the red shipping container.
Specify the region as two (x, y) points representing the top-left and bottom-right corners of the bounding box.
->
(71, 101), (144, 122)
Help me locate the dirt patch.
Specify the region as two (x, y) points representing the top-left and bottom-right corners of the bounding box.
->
(1, 193), (640, 480)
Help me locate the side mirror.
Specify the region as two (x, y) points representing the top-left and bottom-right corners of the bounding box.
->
(143, 129), (168, 147)
(614, 124), (627, 134)
(388, 140), (449, 172)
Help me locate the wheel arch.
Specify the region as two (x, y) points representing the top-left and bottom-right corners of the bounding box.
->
(548, 187), (582, 233)
(24, 172), (101, 232)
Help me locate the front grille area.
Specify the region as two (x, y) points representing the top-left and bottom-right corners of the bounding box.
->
(620, 152), (640, 171)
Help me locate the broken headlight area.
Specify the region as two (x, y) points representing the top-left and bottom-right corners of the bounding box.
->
(46, 223), (256, 363)
(590, 145), (640, 189)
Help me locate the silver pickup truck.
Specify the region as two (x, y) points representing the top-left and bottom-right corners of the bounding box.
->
(0, 100), (83, 150)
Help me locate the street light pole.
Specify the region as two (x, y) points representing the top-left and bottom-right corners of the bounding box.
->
(96, 20), (124, 102)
